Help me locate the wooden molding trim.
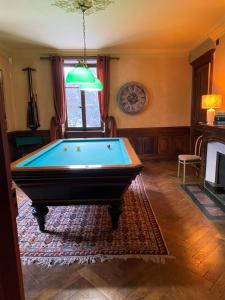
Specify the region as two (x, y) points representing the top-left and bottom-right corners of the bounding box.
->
(190, 49), (215, 68)
(117, 126), (189, 136)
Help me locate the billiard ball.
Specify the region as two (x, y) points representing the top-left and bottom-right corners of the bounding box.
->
(76, 146), (80, 151)
(107, 144), (111, 149)
(64, 146), (68, 150)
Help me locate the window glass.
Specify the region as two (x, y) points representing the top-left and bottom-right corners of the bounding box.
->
(65, 85), (82, 128)
(85, 90), (101, 128)
(64, 63), (101, 130)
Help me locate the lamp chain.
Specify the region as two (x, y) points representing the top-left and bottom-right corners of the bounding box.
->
(82, 8), (86, 64)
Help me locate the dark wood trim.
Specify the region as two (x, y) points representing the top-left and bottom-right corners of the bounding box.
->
(0, 69), (25, 299)
(190, 49), (215, 68)
(65, 130), (104, 138)
(117, 126), (189, 136)
(117, 126), (190, 160)
(190, 49), (215, 127)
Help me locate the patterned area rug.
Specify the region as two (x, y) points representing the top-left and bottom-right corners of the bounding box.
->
(181, 184), (225, 220)
(16, 176), (169, 266)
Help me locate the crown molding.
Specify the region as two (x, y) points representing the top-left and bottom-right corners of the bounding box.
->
(190, 16), (225, 54)
(10, 47), (189, 59)
(0, 43), (12, 58)
(100, 48), (189, 57)
(208, 16), (225, 40)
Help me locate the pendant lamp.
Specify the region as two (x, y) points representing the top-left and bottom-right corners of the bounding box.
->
(80, 77), (103, 91)
(65, 7), (95, 84)
(53, 0), (114, 87)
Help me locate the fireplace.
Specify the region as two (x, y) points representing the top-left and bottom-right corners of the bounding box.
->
(205, 143), (225, 207)
(215, 152), (225, 193)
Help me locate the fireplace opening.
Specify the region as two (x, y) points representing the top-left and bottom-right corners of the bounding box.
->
(216, 152), (225, 193)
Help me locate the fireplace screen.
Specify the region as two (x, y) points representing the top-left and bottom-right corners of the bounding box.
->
(216, 152), (225, 188)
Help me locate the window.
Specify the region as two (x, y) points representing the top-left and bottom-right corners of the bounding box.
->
(64, 59), (102, 130)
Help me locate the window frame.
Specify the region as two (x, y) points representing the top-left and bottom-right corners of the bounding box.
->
(64, 60), (103, 132)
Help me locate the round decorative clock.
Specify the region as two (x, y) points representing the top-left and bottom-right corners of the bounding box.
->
(116, 81), (148, 114)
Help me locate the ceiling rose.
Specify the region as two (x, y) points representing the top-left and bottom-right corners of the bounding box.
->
(53, 0), (114, 15)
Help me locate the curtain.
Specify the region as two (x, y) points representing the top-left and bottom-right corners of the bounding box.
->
(51, 56), (66, 138)
(104, 116), (117, 137)
(97, 56), (117, 137)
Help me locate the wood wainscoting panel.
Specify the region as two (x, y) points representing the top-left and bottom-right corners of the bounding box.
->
(117, 126), (190, 160)
(129, 136), (155, 156)
(158, 136), (173, 155)
(7, 130), (50, 162)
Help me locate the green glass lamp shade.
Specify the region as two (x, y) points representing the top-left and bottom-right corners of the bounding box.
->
(80, 77), (103, 91)
(66, 63), (95, 84)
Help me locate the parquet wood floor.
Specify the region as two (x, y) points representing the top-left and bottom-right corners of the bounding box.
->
(22, 160), (225, 300)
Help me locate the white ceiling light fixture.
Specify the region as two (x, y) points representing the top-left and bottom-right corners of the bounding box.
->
(53, 0), (114, 15)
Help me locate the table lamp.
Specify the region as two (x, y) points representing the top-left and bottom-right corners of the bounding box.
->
(201, 94), (222, 125)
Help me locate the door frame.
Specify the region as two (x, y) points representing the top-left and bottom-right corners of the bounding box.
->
(0, 70), (25, 299)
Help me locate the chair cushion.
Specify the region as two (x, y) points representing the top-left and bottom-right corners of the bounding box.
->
(178, 154), (201, 162)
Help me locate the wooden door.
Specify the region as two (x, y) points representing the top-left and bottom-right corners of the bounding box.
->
(0, 70), (25, 299)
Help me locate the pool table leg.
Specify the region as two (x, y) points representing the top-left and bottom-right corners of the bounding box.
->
(32, 206), (49, 232)
(108, 201), (123, 229)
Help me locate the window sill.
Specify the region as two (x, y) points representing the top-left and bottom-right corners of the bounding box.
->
(65, 130), (105, 138)
(66, 130), (104, 133)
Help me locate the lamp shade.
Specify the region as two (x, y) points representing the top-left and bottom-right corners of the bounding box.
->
(80, 77), (103, 91)
(201, 94), (222, 109)
(66, 64), (95, 84)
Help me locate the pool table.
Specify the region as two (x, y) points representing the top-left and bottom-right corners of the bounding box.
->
(11, 138), (143, 232)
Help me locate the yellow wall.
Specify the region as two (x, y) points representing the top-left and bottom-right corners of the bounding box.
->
(110, 55), (191, 128)
(10, 53), (54, 130)
(213, 34), (225, 110)
(4, 51), (191, 131)
(0, 53), (16, 131)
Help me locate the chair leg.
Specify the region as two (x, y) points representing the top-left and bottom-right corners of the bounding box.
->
(183, 162), (186, 184)
(178, 160), (180, 177)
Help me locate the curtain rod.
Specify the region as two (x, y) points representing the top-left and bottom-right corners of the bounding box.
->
(40, 56), (120, 60)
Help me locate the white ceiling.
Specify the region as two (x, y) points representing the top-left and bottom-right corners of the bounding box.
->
(0, 0), (225, 52)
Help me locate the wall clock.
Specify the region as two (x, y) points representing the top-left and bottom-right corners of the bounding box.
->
(117, 81), (148, 114)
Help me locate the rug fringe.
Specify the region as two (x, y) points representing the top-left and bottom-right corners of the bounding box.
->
(21, 254), (175, 267)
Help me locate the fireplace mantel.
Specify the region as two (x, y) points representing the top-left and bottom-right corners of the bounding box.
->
(191, 123), (225, 178)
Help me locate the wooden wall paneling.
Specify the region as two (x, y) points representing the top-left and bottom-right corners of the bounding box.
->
(117, 126), (190, 159)
(8, 127), (190, 162)
(8, 130), (50, 161)
(158, 135), (173, 155)
(128, 136), (155, 156)
(141, 137), (155, 156)
(66, 131), (104, 139)
(172, 135), (189, 155)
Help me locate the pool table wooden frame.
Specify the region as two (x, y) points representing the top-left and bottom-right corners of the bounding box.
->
(11, 138), (143, 232)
